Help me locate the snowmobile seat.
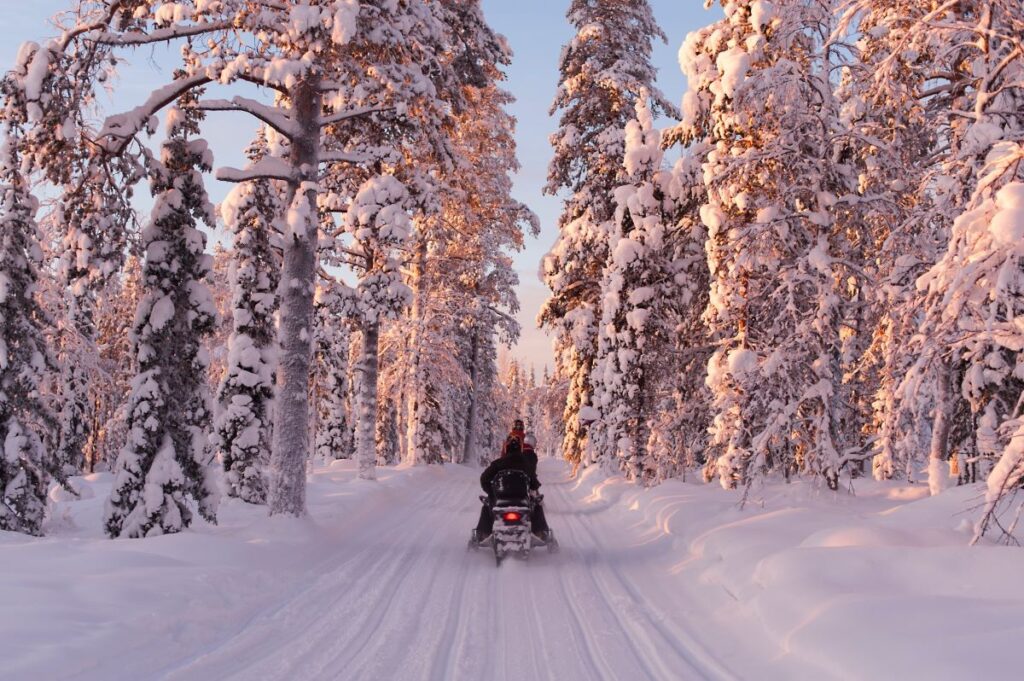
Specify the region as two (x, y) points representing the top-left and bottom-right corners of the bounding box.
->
(492, 470), (531, 502)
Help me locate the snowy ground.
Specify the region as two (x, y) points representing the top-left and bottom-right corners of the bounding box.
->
(2, 458), (1022, 681)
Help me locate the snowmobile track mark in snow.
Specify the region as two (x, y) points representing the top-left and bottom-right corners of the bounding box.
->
(554, 476), (735, 681)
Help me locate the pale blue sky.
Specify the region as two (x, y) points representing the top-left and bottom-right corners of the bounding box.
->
(2, 1), (717, 374)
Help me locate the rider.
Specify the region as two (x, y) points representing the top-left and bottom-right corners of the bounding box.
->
(474, 437), (550, 541)
(501, 418), (526, 456)
(522, 432), (538, 470)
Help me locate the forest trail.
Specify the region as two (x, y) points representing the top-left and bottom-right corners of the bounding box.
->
(156, 458), (734, 681)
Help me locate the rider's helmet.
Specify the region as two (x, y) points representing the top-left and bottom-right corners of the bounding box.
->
(504, 437), (522, 457)
(513, 419), (525, 432)
(523, 433), (537, 449)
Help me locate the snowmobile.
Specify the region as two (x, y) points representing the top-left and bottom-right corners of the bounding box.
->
(467, 469), (559, 565)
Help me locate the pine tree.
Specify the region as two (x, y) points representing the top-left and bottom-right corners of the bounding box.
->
(88, 257), (142, 473)
(541, 0), (677, 466)
(104, 97), (219, 538)
(0, 121), (55, 535)
(839, 1), (1024, 512)
(343, 175), (414, 480)
(214, 132), (281, 504)
(834, 0), (959, 485)
(680, 1), (858, 490)
(40, 0), (453, 517)
(376, 397), (400, 466)
(53, 162), (134, 478)
(313, 284), (353, 463)
(588, 97), (696, 481)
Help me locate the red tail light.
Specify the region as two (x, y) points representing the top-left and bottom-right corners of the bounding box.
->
(502, 511), (521, 522)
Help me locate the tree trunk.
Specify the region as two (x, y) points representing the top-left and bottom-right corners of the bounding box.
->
(404, 240), (429, 464)
(268, 77), (320, 516)
(355, 320), (380, 480)
(928, 357), (953, 496)
(462, 328), (481, 466)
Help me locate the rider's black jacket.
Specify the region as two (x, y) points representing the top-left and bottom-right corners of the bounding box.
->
(480, 450), (540, 497)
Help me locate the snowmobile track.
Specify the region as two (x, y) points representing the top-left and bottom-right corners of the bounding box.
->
(158, 460), (733, 681)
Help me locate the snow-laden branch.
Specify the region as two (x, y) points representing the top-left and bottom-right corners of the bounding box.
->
(318, 105), (389, 126)
(320, 151), (367, 164)
(90, 21), (233, 47)
(198, 96), (299, 139)
(95, 73), (213, 153)
(216, 157), (295, 183)
(57, 0), (124, 48)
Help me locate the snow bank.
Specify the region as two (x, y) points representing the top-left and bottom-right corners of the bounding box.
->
(563, 467), (1024, 681)
(0, 462), (440, 681)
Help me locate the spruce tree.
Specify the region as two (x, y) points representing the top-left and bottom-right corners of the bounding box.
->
(313, 284), (353, 463)
(104, 95), (219, 538)
(0, 124), (54, 535)
(541, 0), (676, 466)
(588, 97), (695, 482)
(214, 132), (281, 504)
(680, 1), (857, 490)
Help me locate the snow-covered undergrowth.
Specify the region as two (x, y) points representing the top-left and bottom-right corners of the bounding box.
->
(570, 467), (1024, 681)
(2, 459), (1022, 681)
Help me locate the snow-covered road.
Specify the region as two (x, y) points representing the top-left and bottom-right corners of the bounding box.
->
(158, 458), (732, 681)
(7, 456), (1023, 681)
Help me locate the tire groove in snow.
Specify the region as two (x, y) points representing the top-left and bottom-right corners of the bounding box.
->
(427, 547), (477, 681)
(552, 484), (671, 680)
(161, 481), (455, 680)
(541, 510), (619, 681)
(289, 480), (463, 680)
(339, 485), (477, 680)
(153, 460), (735, 681)
(557, 476), (736, 681)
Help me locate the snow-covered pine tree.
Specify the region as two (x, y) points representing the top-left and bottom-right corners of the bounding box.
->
(42, 0), (449, 517)
(53, 160), (135, 477)
(867, 1), (1024, 532)
(839, 1), (1024, 505)
(587, 96), (681, 481)
(4, 34), (132, 490)
(0, 119), (55, 535)
(912, 3), (1023, 503)
(643, 147), (713, 483)
(831, 1), (943, 483)
(214, 132), (281, 504)
(104, 96), (219, 538)
(680, 1), (858, 490)
(834, 0), (964, 485)
(541, 0), (677, 467)
(944, 157), (1024, 541)
(313, 283), (353, 463)
(206, 243), (234, 388)
(535, 366), (568, 461)
(399, 0), (517, 467)
(353, 1), (534, 468)
(343, 175), (414, 480)
(376, 397), (400, 466)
